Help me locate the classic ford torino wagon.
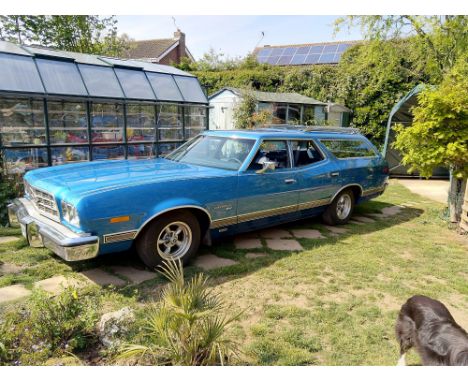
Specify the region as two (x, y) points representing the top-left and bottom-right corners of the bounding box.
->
(8, 127), (388, 267)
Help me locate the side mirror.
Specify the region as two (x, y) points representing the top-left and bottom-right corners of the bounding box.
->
(256, 161), (276, 174)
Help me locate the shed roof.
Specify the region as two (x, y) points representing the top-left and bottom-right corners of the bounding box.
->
(209, 87), (326, 105)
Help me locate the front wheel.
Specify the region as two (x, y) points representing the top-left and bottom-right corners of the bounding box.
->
(322, 189), (355, 225)
(136, 210), (201, 268)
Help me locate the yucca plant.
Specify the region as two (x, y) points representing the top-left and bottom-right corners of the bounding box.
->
(119, 260), (242, 365)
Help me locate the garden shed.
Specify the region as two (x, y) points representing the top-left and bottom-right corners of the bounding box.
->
(0, 40), (208, 176)
(208, 87), (347, 130)
(382, 84), (448, 178)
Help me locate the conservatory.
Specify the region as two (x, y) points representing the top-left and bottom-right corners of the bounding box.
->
(0, 41), (208, 176)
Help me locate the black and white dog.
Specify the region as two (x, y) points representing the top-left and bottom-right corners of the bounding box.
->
(395, 295), (468, 366)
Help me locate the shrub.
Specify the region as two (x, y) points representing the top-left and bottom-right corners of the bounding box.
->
(119, 260), (242, 365)
(0, 287), (100, 365)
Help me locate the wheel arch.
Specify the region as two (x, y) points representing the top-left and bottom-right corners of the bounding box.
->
(135, 205), (212, 240)
(331, 184), (363, 203)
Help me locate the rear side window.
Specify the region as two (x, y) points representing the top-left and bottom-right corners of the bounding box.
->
(290, 140), (323, 167)
(320, 139), (376, 159)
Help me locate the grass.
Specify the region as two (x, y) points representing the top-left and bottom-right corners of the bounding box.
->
(0, 180), (467, 365)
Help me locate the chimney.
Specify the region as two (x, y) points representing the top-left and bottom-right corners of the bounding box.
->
(174, 29), (186, 61)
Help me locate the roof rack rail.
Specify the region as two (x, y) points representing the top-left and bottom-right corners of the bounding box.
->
(257, 124), (360, 134)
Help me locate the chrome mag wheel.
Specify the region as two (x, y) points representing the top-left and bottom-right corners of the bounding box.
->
(156, 221), (193, 260)
(336, 193), (352, 220)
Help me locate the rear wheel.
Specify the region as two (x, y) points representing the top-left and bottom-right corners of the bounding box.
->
(322, 189), (355, 225)
(136, 210), (201, 268)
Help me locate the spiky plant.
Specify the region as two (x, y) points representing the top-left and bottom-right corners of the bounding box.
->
(119, 260), (242, 365)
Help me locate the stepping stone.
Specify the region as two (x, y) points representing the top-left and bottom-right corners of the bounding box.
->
(193, 254), (238, 271)
(245, 252), (267, 259)
(234, 237), (263, 250)
(381, 206), (402, 216)
(365, 213), (384, 219)
(34, 275), (83, 294)
(0, 236), (20, 244)
(291, 229), (325, 239)
(324, 226), (349, 234)
(349, 219), (365, 225)
(0, 262), (24, 275)
(265, 239), (303, 251)
(109, 266), (156, 284)
(259, 228), (292, 239)
(80, 268), (127, 287)
(0, 284), (31, 303)
(352, 216), (376, 223)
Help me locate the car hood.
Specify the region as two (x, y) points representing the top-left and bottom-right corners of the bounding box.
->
(24, 158), (232, 198)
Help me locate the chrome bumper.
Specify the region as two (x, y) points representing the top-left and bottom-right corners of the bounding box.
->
(7, 198), (99, 261)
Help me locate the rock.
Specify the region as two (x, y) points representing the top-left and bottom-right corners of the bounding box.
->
(97, 307), (135, 348)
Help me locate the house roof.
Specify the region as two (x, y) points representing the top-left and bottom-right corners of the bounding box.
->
(127, 38), (178, 60)
(209, 87), (327, 105)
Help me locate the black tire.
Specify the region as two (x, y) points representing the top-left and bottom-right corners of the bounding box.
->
(136, 210), (201, 269)
(322, 189), (355, 225)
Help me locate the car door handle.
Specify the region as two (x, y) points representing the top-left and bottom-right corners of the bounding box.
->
(330, 172), (340, 177)
(284, 179), (297, 184)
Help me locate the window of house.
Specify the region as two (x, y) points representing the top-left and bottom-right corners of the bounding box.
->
(272, 104), (287, 124)
(290, 140), (323, 167)
(287, 104), (301, 124)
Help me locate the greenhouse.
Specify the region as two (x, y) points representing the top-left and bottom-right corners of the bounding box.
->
(0, 41), (208, 176)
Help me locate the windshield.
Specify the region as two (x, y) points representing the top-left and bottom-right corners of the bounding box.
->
(165, 135), (255, 170)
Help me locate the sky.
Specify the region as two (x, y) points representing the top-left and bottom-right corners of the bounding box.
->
(116, 16), (363, 60)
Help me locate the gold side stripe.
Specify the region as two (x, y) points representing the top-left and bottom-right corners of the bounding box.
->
(362, 186), (386, 197)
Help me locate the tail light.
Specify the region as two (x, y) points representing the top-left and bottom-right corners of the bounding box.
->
(382, 165), (389, 174)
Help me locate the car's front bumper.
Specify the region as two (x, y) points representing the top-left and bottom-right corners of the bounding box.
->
(7, 198), (99, 261)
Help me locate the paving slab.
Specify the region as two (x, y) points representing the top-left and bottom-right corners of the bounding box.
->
(193, 254), (238, 271)
(324, 226), (349, 234)
(0, 236), (20, 244)
(259, 228), (292, 239)
(349, 219), (365, 225)
(245, 252), (268, 259)
(291, 229), (325, 239)
(0, 284), (31, 303)
(0, 262), (24, 275)
(396, 179), (449, 204)
(381, 206), (403, 216)
(80, 268), (127, 287)
(110, 266), (157, 284)
(266, 239), (303, 251)
(34, 275), (84, 294)
(234, 237), (263, 250)
(352, 215), (376, 223)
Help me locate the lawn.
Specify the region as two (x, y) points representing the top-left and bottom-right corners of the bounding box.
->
(0, 181), (467, 365)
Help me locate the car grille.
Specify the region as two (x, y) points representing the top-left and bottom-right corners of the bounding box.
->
(25, 181), (60, 221)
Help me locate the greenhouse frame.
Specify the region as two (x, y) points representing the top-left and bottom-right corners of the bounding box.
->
(0, 41), (209, 176)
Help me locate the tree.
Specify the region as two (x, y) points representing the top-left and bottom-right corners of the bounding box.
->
(0, 16), (130, 56)
(232, 90), (272, 129)
(393, 57), (468, 222)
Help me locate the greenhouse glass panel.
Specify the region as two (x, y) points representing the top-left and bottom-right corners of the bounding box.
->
(157, 104), (183, 142)
(127, 144), (155, 159)
(126, 104), (156, 142)
(158, 142), (181, 157)
(0, 53), (44, 93)
(47, 101), (88, 145)
(50, 146), (89, 166)
(114, 69), (155, 100)
(78, 64), (124, 98)
(0, 98), (46, 146)
(92, 145), (125, 160)
(173, 76), (207, 103)
(184, 106), (207, 139)
(2, 148), (48, 175)
(36, 59), (87, 95)
(146, 73), (183, 101)
(91, 103), (124, 143)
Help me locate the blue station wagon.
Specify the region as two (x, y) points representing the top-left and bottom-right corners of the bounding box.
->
(8, 127), (389, 268)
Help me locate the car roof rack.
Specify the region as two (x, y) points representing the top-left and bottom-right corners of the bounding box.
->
(257, 124), (360, 134)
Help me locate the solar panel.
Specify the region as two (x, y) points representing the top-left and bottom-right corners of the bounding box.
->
(266, 56), (280, 65)
(318, 53), (336, 64)
(323, 44), (338, 54)
(277, 56), (293, 65)
(336, 43), (351, 53)
(296, 46), (310, 55)
(304, 54), (320, 64)
(257, 48), (273, 57)
(257, 55), (269, 64)
(270, 48), (285, 56)
(290, 54), (307, 65)
(282, 47), (297, 55)
(309, 45), (324, 54)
